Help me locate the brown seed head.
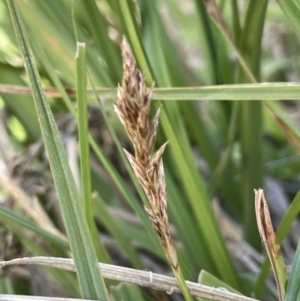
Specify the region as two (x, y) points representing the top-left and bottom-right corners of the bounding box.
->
(115, 37), (177, 269)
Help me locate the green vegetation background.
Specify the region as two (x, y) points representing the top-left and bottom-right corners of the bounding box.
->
(0, 0), (299, 300)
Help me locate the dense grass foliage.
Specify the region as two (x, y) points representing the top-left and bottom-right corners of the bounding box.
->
(0, 1), (299, 300)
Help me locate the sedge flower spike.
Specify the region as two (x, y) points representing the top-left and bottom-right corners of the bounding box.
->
(114, 37), (177, 269)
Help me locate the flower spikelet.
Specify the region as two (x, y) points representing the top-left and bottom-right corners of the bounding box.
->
(114, 37), (178, 269)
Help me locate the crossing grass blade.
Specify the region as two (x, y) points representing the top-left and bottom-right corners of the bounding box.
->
(0, 205), (69, 250)
(7, 1), (108, 299)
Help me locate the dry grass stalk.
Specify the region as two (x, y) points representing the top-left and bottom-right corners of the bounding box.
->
(114, 37), (178, 270)
(0, 256), (260, 301)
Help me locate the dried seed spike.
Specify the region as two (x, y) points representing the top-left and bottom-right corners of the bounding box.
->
(150, 141), (169, 166)
(255, 189), (287, 301)
(148, 106), (162, 153)
(121, 36), (137, 80)
(123, 148), (148, 190)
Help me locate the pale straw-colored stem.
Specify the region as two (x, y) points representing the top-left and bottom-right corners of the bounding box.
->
(0, 257), (259, 301)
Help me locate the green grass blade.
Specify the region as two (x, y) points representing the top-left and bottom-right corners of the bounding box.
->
(240, 100), (263, 249)
(238, 0), (268, 250)
(76, 42), (111, 263)
(286, 240), (300, 301)
(7, 1), (108, 299)
(75, 83), (300, 101)
(76, 43), (92, 227)
(6, 83), (300, 101)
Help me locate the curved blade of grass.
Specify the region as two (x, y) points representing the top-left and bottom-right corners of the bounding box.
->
(76, 42), (111, 263)
(254, 190), (300, 297)
(286, 240), (300, 301)
(7, 1), (108, 299)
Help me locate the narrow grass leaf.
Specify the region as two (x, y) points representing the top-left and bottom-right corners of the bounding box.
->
(286, 240), (300, 301)
(6, 83), (300, 101)
(76, 42), (111, 263)
(7, 1), (108, 299)
(76, 43), (92, 227)
(238, 0), (268, 250)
